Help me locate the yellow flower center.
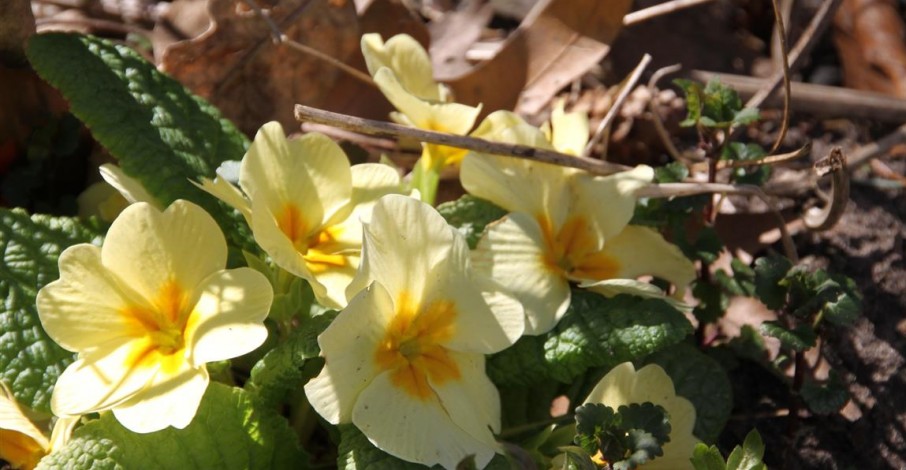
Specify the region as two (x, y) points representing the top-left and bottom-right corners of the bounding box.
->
(276, 203), (348, 274)
(538, 215), (621, 281)
(121, 279), (196, 374)
(373, 293), (461, 400)
(0, 429), (46, 470)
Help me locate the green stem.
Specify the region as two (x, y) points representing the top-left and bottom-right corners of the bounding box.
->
(410, 158), (441, 206)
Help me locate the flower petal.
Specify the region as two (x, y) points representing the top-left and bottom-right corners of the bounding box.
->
(350, 163), (404, 209)
(193, 175), (252, 224)
(473, 213), (570, 335)
(579, 278), (691, 313)
(352, 371), (499, 470)
(569, 165), (654, 241)
(305, 282), (394, 424)
(360, 33), (441, 102)
(346, 195), (453, 306)
(0, 384), (50, 451)
(548, 99), (589, 156)
(432, 352), (502, 437)
(51, 339), (158, 417)
(598, 225), (696, 291)
(111, 364), (208, 433)
(100, 200), (227, 306)
(372, 68), (480, 135)
(188, 268), (272, 365)
(99, 163), (158, 207)
(37, 244), (145, 351)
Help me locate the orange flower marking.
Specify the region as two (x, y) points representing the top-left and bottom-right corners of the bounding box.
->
(374, 292), (461, 400)
(0, 429), (46, 470)
(277, 202), (349, 274)
(121, 279), (194, 374)
(538, 215), (621, 281)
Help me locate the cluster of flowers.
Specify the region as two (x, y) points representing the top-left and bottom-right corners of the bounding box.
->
(2, 34), (699, 470)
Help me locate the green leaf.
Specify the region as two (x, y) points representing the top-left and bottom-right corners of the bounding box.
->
(801, 372), (849, 415)
(645, 343), (732, 443)
(654, 163), (689, 184)
(726, 429), (766, 470)
(701, 79), (743, 127)
(247, 311), (337, 406)
(574, 403), (618, 453)
(488, 292), (693, 386)
(555, 446), (597, 470)
(26, 33), (254, 251)
(760, 321), (816, 351)
(338, 424), (431, 470)
(619, 403), (671, 446)
(817, 274), (861, 326)
(38, 383), (306, 469)
(673, 79), (703, 127)
(0, 209), (103, 412)
(691, 443), (727, 470)
(753, 256), (793, 310)
(437, 195), (507, 249)
(731, 108), (760, 127)
(692, 280), (728, 324)
(574, 403), (669, 470)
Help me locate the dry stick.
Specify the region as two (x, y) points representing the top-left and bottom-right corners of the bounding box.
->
(768, 0), (792, 153)
(35, 17), (151, 36)
(636, 182), (799, 263)
(584, 54), (652, 158)
(646, 64), (694, 164)
(243, 0), (375, 87)
(746, 0), (844, 109)
(622, 0), (717, 26)
(804, 147), (850, 231)
(295, 105), (632, 175)
(847, 123), (906, 171)
(689, 142), (811, 173)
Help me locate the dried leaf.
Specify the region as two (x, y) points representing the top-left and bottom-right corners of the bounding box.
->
(834, 0), (906, 98)
(446, 0), (631, 115)
(151, 0), (212, 63)
(430, 0), (494, 79)
(0, 0), (34, 65)
(161, 0), (358, 134)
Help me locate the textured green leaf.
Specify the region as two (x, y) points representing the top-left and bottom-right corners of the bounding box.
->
(691, 443), (726, 470)
(801, 372), (849, 415)
(37, 383), (305, 469)
(0, 209), (103, 412)
(26, 33), (254, 251)
(726, 429), (766, 470)
(673, 79), (703, 127)
(645, 343), (732, 443)
(488, 292), (693, 386)
(337, 424), (432, 470)
(760, 321), (816, 351)
(437, 195), (506, 249)
(753, 256), (793, 310)
(247, 311), (337, 405)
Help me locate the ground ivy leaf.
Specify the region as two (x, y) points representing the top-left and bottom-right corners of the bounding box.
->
(488, 292), (693, 386)
(691, 443), (726, 470)
(26, 33), (254, 251)
(0, 209), (103, 412)
(247, 311), (337, 406)
(437, 195), (506, 249)
(801, 373), (850, 415)
(645, 343), (732, 443)
(759, 321), (816, 351)
(726, 429), (766, 470)
(753, 256), (793, 310)
(37, 383), (305, 469)
(337, 424), (434, 470)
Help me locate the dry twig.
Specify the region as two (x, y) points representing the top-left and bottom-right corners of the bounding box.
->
(623, 0), (717, 26)
(646, 64), (694, 164)
(768, 0), (792, 153)
(584, 54), (652, 158)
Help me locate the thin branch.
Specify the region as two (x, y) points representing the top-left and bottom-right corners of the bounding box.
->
(768, 0), (791, 153)
(35, 17), (151, 36)
(294, 105), (632, 176)
(623, 0), (717, 26)
(803, 147), (849, 231)
(746, 0), (844, 109)
(637, 182), (799, 263)
(690, 143), (811, 172)
(584, 54), (652, 158)
(847, 123), (906, 170)
(242, 0), (375, 87)
(647, 63), (695, 164)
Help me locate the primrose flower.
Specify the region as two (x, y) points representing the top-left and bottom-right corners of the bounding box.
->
(197, 122), (404, 308)
(581, 362), (699, 470)
(461, 111), (695, 334)
(304, 195), (524, 469)
(0, 385), (78, 470)
(77, 163), (159, 222)
(361, 33), (481, 171)
(37, 200), (272, 433)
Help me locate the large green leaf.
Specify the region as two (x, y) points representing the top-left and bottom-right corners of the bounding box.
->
(37, 383), (306, 469)
(645, 343), (732, 443)
(26, 33), (254, 250)
(437, 195), (506, 249)
(0, 209), (103, 412)
(488, 291), (693, 387)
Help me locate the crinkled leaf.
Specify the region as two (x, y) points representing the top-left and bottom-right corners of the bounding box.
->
(701, 79), (744, 127)
(574, 403), (668, 470)
(801, 372), (849, 415)
(753, 255), (793, 310)
(37, 383), (306, 469)
(692, 280), (728, 325)
(691, 443), (727, 470)
(760, 321), (816, 351)
(673, 79), (703, 127)
(619, 403), (671, 446)
(26, 33), (255, 251)
(614, 429), (662, 470)
(247, 311), (337, 406)
(574, 403), (618, 453)
(488, 292), (693, 386)
(645, 343), (732, 443)
(437, 195), (507, 249)
(726, 429), (766, 470)
(0, 209), (103, 412)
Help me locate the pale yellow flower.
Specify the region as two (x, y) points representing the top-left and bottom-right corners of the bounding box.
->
(581, 362), (700, 470)
(361, 33), (481, 171)
(0, 385), (50, 470)
(461, 112), (694, 334)
(542, 99), (590, 157)
(76, 163), (159, 222)
(36, 200), (272, 433)
(197, 122), (404, 308)
(304, 195), (524, 469)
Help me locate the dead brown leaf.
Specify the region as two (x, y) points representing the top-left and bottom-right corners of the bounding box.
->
(161, 0), (358, 135)
(1, 0), (35, 65)
(151, 0), (212, 63)
(430, 0), (494, 80)
(834, 0), (906, 98)
(445, 0), (631, 116)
